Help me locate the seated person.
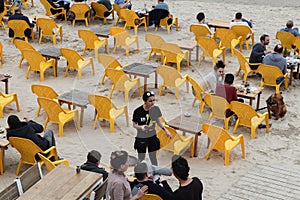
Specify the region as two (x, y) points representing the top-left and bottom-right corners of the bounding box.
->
(196, 12), (208, 26)
(131, 162), (174, 200)
(47, 0), (70, 15)
(280, 20), (300, 36)
(7, 0), (22, 16)
(148, 0), (170, 27)
(229, 12), (252, 28)
(249, 34), (271, 70)
(80, 150), (108, 180)
(8, 7), (34, 39)
(262, 44), (287, 83)
(114, 0), (131, 10)
(200, 60), (225, 93)
(215, 73), (239, 117)
(6, 115), (56, 151)
(154, 0), (168, 11)
(172, 155), (203, 200)
(97, 0), (112, 10)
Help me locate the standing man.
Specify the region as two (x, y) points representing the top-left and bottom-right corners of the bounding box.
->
(6, 115), (56, 151)
(132, 91), (171, 166)
(8, 7), (34, 39)
(249, 34), (271, 70)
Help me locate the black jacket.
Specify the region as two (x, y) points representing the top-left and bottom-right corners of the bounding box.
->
(7, 120), (49, 151)
(148, 9), (169, 27)
(131, 179), (174, 200)
(80, 161), (109, 180)
(8, 13), (34, 38)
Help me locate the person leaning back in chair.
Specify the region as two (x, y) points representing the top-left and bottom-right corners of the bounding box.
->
(249, 34), (271, 70)
(132, 91), (172, 166)
(8, 7), (34, 39)
(80, 150), (109, 180)
(6, 115), (57, 151)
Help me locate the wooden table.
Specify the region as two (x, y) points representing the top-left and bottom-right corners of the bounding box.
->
(58, 89), (90, 127)
(0, 74), (11, 94)
(17, 165), (103, 200)
(171, 40), (199, 62)
(237, 86), (263, 110)
(38, 47), (61, 76)
(0, 137), (9, 175)
(208, 19), (231, 30)
(122, 63), (157, 92)
(166, 114), (208, 157)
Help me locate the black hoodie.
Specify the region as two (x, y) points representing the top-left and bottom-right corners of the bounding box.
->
(7, 120), (49, 151)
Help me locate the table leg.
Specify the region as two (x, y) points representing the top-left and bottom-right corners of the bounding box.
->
(289, 66), (294, 85)
(249, 98), (253, 106)
(4, 79), (8, 94)
(143, 77), (147, 92)
(188, 50), (192, 63)
(54, 58), (58, 77)
(155, 71), (158, 88)
(79, 106), (85, 127)
(297, 64), (300, 79)
(256, 93), (261, 110)
(194, 133), (199, 157)
(0, 148), (4, 175)
(196, 45), (199, 61)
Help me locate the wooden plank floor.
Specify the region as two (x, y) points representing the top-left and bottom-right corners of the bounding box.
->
(218, 163), (300, 200)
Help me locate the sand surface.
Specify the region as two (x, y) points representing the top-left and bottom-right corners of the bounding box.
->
(1, 0), (300, 199)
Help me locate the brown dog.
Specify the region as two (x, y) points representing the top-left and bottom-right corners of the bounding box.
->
(266, 92), (287, 120)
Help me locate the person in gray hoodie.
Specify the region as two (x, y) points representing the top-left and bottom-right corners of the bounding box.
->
(262, 44), (287, 83)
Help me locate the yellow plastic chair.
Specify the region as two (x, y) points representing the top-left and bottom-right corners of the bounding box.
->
(60, 48), (95, 80)
(197, 37), (225, 67)
(36, 18), (62, 46)
(23, 49), (56, 82)
(91, 2), (114, 24)
(37, 153), (69, 172)
(276, 31), (296, 50)
(31, 84), (59, 116)
(7, 20), (34, 43)
(157, 126), (194, 157)
(190, 24), (214, 40)
(157, 65), (189, 99)
(97, 54), (124, 85)
(105, 68), (142, 102)
(231, 101), (269, 139)
(293, 37), (300, 54)
(14, 39), (35, 68)
(186, 75), (208, 114)
(139, 194), (163, 200)
(234, 48), (260, 81)
(0, 92), (20, 118)
(0, 42), (3, 66)
(88, 95), (129, 133)
(110, 27), (139, 56)
(203, 94), (232, 130)
(231, 25), (254, 51)
(112, 4), (125, 25)
(78, 29), (108, 60)
(40, 0), (66, 21)
(8, 137), (59, 175)
(145, 33), (166, 62)
(257, 64), (288, 93)
(120, 9), (147, 36)
(37, 97), (79, 137)
(215, 28), (239, 56)
(161, 43), (189, 73)
(69, 4), (90, 27)
(0, 11), (6, 30)
(201, 124), (245, 166)
(156, 14), (178, 34)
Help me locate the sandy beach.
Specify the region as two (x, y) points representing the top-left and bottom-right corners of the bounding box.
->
(1, 0), (300, 199)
